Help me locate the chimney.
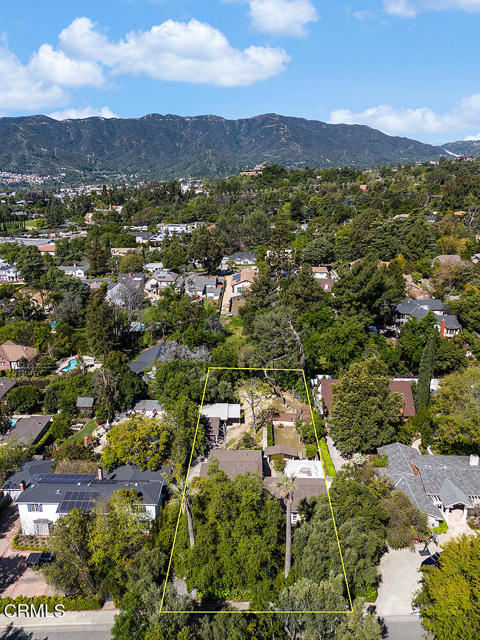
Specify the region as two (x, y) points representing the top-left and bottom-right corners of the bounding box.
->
(97, 467), (103, 481)
(19, 482), (25, 492)
(470, 454), (479, 467)
(440, 319), (446, 339)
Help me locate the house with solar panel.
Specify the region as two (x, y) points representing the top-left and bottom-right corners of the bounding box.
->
(2, 461), (171, 536)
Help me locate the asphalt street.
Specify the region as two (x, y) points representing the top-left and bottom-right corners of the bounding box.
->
(0, 616), (428, 640)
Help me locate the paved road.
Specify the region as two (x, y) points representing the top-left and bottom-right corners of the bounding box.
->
(0, 623), (112, 638)
(382, 615), (427, 640)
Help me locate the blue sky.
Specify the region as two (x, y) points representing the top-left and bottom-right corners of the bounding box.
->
(2, 0), (480, 143)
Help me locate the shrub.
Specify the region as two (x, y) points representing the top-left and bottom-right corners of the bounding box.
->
(305, 444), (317, 459)
(271, 454), (285, 472)
(13, 533), (51, 551)
(6, 385), (42, 413)
(359, 585), (378, 603)
(433, 520), (448, 535)
(266, 422), (274, 447)
(0, 595), (101, 613)
(371, 453), (388, 467)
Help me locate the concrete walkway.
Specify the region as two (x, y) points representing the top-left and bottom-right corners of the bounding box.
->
(375, 545), (427, 616)
(326, 436), (349, 471)
(0, 609), (118, 629)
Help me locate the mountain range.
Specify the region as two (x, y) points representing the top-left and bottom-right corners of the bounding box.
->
(0, 112), (475, 181)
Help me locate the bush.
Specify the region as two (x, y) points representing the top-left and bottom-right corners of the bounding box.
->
(371, 453), (388, 467)
(6, 385), (43, 413)
(13, 533), (51, 551)
(359, 585), (378, 603)
(0, 595), (101, 613)
(271, 454), (285, 472)
(432, 520), (448, 535)
(266, 422), (274, 447)
(305, 444), (317, 459)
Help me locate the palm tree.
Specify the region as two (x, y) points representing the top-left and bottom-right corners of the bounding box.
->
(276, 473), (296, 579)
(169, 477), (199, 549)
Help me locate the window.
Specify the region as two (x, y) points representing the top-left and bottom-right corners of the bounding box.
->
(34, 522), (50, 536)
(27, 504), (42, 512)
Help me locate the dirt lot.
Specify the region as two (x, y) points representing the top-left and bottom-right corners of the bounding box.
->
(0, 504), (56, 598)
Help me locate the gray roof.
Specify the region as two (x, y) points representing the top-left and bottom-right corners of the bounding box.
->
(4, 415), (52, 445)
(378, 442), (480, 519)
(128, 343), (170, 374)
(441, 315), (461, 330)
(133, 400), (162, 412)
(58, 265), (89, 273)
(76, 397), (94, 408)
(2, 459), (53, 491)
(396, 299), (444, 316)
(438, 478), (472, 508)
(0, 379), (16, 400)
(264, 445), (299, 457)
(14, 465), (170, 511)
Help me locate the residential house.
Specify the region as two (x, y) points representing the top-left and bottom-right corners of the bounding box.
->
(144, 270), (183, 300)
(2, 415), (52, 445)
(0, 341), (38, 371)
(58, 264), (89, 279)
(111, 247), (139, 257)
(107, 273), (145, 307)
(129, 231), (153, 244)
(434, 254), (466, 267)
(264, 445), (299, 463)
(318, 377), (416, 418)
(0, 262), (20, 282)
(184, 274), (223, 300)
(230, 269), (257, 296)
(377, 442), (480, 526)
(38, 243), (56, 256)
(201, 403), (241, 427)
(394, 299), (461, 338)
(133, 400), (163, 417)
(220, 252), (257, 271)
(200, 449), (263, 480)
(2, 464), (170, 535)
(144, 262), (164, 273)
(311, 266), (329, 280)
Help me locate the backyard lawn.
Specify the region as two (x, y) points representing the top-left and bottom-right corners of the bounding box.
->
(65, 419), (97, 445)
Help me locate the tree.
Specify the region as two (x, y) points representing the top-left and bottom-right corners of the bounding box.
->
(6, 385), (42, 414)
(451, 287), (480, 333)
(55, 291), (84, 327)
(275, 473), (296, 579)
(329, 358), (403, 455)
(189, 227), (224, 273)
(169, 478), (200, 549)
(15, 245), (44, 283)
(251, 305), (306, 369)
(434, 366), (480, 453)
(414, 534), (480, 640)
(86, 238), (110, 276)
(301, 236), (335, 265)
(0, 441), (32, 484)
(333, 598), (382, 640)
(237, 378), (270, 436)
(119, 253), (144, 273)
(86, 290), (117, 356)
(101, 414), (170, 471)
(415, 329), (437, 410)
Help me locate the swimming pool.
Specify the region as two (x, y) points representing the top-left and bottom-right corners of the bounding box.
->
(60, 358), (78, 373)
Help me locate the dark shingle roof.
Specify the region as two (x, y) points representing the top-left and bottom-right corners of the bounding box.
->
(438, 478), (472, 508)
(203, 449), (263, 480)
(264, 476), (327, 512)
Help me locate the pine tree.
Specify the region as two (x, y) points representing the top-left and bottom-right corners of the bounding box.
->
(415, 329), (437, 410)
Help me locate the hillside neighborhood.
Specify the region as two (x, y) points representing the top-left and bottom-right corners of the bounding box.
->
(0, 160), (479, 640)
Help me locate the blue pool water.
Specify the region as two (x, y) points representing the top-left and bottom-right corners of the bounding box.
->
(60, 358), (78, 372)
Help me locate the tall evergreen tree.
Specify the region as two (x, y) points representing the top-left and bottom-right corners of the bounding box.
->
(415, 329), (437, 410)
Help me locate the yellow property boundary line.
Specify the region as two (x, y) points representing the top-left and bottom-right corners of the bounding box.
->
(159, 366), (353, 614)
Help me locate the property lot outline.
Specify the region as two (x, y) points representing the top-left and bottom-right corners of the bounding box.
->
(159, 366), (353, 614)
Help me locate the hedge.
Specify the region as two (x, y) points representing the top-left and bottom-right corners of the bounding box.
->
(266, 422), (274, 447)
(0, 595), (101, 613)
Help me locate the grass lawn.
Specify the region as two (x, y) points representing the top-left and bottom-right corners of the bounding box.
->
(273, 423), (304, 454)
(64, 419), (97, 445)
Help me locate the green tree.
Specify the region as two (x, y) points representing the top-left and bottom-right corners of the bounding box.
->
(275, 473), (296, 579)
(86, 238), (110, 276)
(86, 290), (117, 356)
(415, 329), (437, 410)
(189, 227), (224, 273)
(329, 358), (403, 455)
(333, 598), (382, 640)
(0, 441), (32, 484)
(118, 252), (144, 273)
(101, 414), (170, 471)
(414, 534), (480, 640)
(169, 478), (200, 549)
(301, 236), (335, 265)
(6, 385), (43, 413)
(15, 245), (44, 283)
(434, 366), (480, 453)
(251, 305), (306, 369)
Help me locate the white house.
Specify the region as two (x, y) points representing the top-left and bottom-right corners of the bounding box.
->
(3, 464), (170, 535)
(57, 264), (89, 279)
(0, 262), (21, 282)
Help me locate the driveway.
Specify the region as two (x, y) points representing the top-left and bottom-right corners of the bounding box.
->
(375, 544), (430, 616)
(0, 504), (55, 598)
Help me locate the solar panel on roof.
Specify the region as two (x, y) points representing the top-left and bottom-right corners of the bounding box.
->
(37, 474), (95, 484)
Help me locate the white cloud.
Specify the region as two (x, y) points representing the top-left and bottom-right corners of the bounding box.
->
(48, 106), (118, 120)
(383, 0), (480, 17)
(328, 93), (480, 137)
(0, 41), (67, 111)
(247, 0), (318, 37)
(58, 17), (290, 87)
(29, 44), (104, 88)
(464, 133), (480, 140)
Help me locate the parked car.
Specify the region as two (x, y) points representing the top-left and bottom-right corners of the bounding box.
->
(25, 551), (55, 568)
